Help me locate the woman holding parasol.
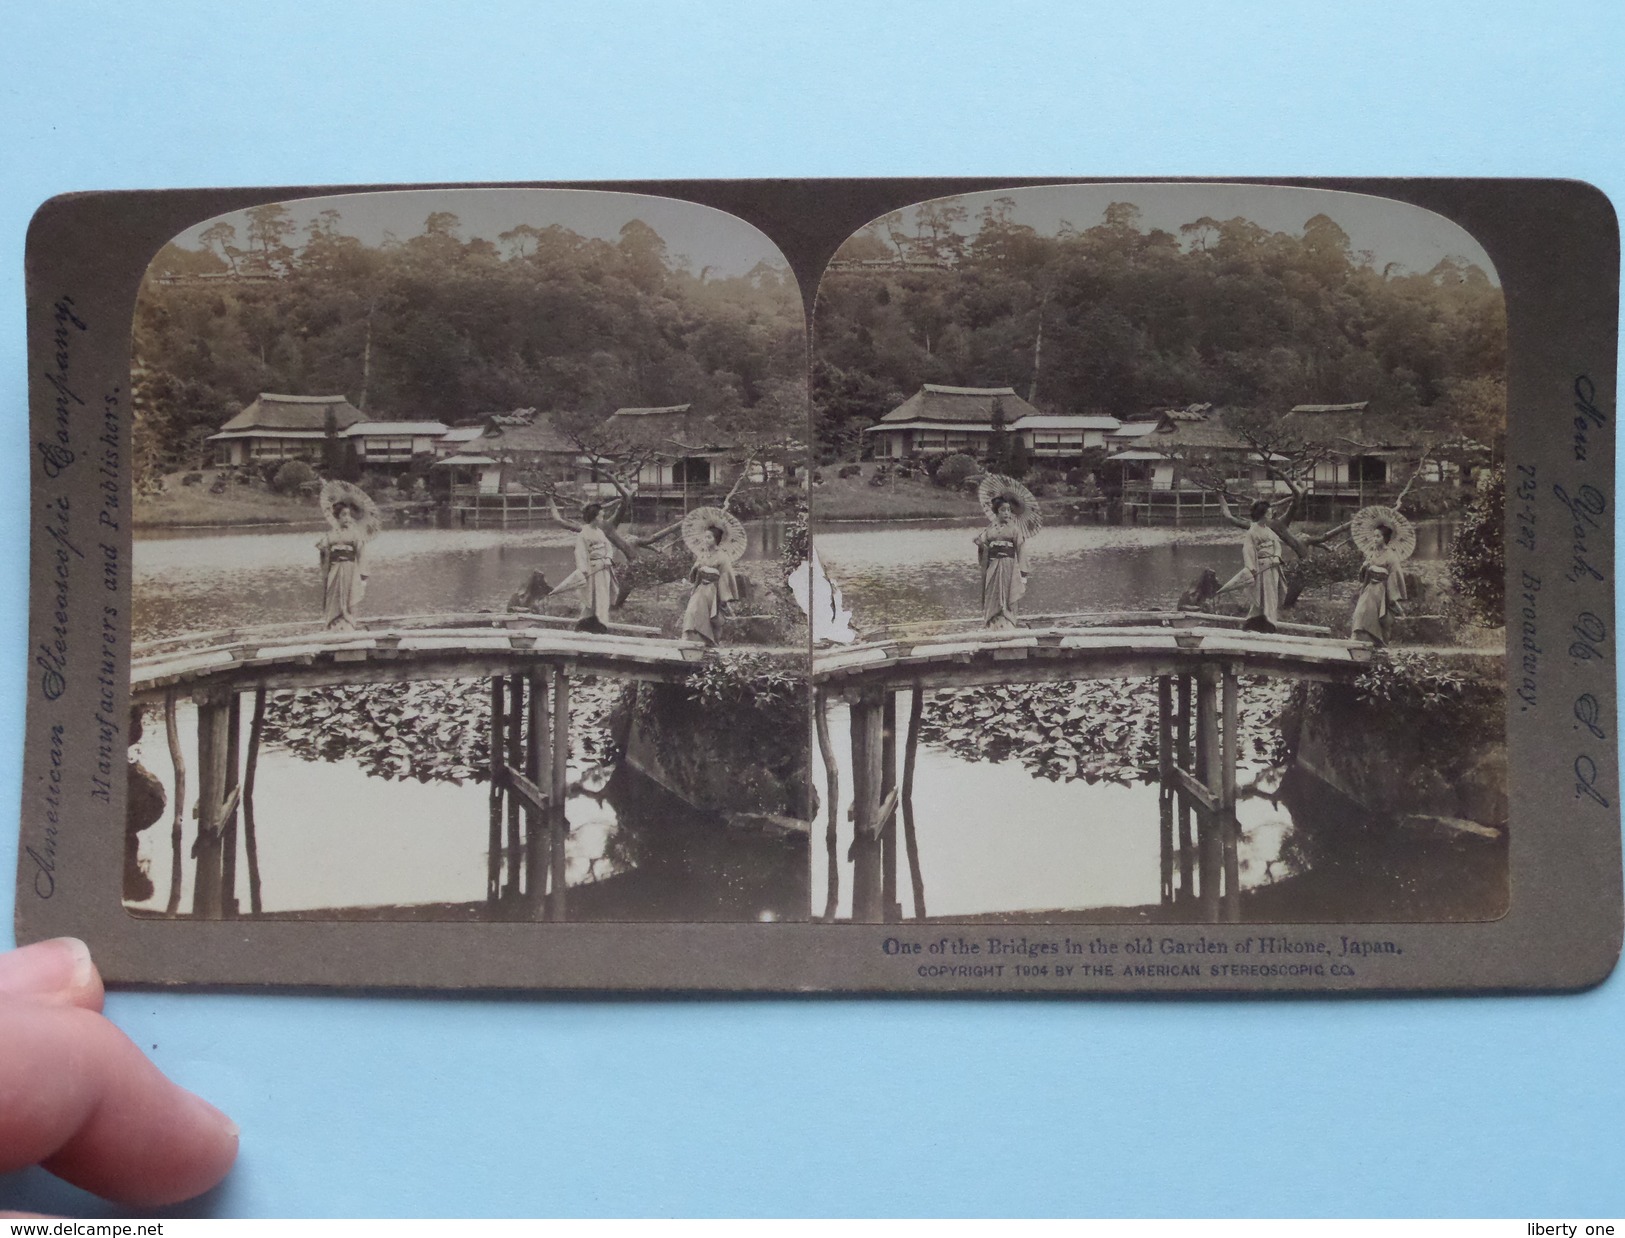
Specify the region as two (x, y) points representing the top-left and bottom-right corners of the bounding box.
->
(316, 480), (380, 630)
(559, 502), (618, 634)
(974, 474), (1040, 630)
(679, 505), (746, 645)
(1349, 505), (1412, 647)
(1238, 497), (1288, 633)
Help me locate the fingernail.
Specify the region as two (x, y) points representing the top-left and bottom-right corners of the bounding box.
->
(0, 937), (95, 1000)
(184, 1089), (241, 1143)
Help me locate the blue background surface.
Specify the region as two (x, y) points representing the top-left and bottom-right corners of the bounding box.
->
(2, 0), (1623, 1217)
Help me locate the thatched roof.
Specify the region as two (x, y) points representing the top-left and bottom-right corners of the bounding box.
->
(1278, 402), (1412, 447)
(610, 404), (735, 452)
(1149, 415), (1252, 452)
(217, 393), (366, 434)
(875, 385), (1043, 427)
(475, 410), (576, 455)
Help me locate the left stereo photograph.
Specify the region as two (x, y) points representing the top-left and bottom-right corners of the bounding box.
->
(119, 188), (813, 926)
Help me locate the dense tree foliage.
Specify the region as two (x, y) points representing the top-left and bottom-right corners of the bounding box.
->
(133, 209), (806, 480)
(813, 197), (1506, 456)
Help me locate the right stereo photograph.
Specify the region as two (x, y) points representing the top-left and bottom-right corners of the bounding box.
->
(808, 182), (1508, 927)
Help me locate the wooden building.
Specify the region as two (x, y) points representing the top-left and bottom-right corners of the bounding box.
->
(606, 405), (740, 495)
(207, 393), (367, 467)
(340, 420), (450, 467)
(864, 385), (1050, 459)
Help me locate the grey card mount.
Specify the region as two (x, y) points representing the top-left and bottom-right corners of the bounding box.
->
(15, 178), (1621, 993)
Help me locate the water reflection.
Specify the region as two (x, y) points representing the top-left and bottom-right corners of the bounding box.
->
(127, 694), (805, 921)
(815, 519), (1457, 630)
(133, 521), (785, 642)
(811, 692), (1505, 924)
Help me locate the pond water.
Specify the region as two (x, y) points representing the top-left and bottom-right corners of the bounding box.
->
(814, 519), (1457, 631)
(133, 520), (786, 642)
(810, 519), (1500, 924)
(129, 521), (805, 921)
(811, 693), (1507, 924)
(127, 692), (806, 922)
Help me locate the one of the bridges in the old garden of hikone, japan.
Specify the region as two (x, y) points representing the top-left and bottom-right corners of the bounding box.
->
(131, 612), (737, 923)
(812, 610), (1501, 926)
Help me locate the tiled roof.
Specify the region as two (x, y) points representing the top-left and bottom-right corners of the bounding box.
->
(1010, 414), (1122, 431)
(341, 421), (448, 437)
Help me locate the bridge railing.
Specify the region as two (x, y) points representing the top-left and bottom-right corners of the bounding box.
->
(132, 610), (662, 661)
(853, 608), (1332, 645)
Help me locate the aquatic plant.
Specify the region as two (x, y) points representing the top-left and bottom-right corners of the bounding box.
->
(919, 677), (1291, 785)
(259, 677), (624, 785)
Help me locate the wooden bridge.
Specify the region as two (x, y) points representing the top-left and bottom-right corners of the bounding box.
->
(810, 611), (1496, 925)
(132, 612), (732, 925)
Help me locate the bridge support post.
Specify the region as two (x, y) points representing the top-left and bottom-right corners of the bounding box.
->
(1221, 665), (1241, 924)
(901, 687), (927, 921)
(243, 687), (267, 916)
(487, 677), (505, 907)
(526, 667), (549, 917)
(505, 673), (524, 904)
(548, 667), (570, 923)
(1176, 674), (1194, 904)
(1195, 664), (1222, 923)
(1157, 676), (1174, 906)
(880, 691), (899, 923)
(219, 691), (242, 918)
(191, 687), (236, 919)
(849, 691), (886, 923)
(815, 691), (840, 922)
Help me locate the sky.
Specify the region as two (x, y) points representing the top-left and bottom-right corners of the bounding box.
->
(171, 183), (1497, 287)
(171, 186), (790, 278)
(879, 182), (1500, 281)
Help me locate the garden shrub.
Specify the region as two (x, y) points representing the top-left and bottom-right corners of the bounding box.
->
(935, 453), (978, 488)
(271, 460), (318, 495)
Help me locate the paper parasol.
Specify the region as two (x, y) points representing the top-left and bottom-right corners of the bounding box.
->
(1350, 505), (1415, 561)
(681, 506), (748, 564)
(977, 473), (1043, 537)
(319, 479), (381, 538)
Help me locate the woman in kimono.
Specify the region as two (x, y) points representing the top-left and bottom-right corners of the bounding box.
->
(1241, 498), (1286, 633)
(572, 503), (617, 634)
(680, 525), (740, 646)
(317, 496), (373, 630)
(975, 494), (1030, 629)
(1351, 521), (1407, 647)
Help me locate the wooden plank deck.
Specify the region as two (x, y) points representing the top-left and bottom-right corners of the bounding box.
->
(816, 620), (1501, 695)
(815, 623), (1405, 693)
(131, 624), (721, 700)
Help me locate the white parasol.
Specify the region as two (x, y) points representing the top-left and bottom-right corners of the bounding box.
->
(318, 479), (381, 538)
(681, 506), (748, 565)
(977, 473), (1042, 537)
(1350, 505), (1416, 561)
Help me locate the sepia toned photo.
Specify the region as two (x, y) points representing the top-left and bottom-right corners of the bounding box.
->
(810, 184), (1508, 926)
(123, 188), (812, 923)
(16, 177), (1617, 992)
